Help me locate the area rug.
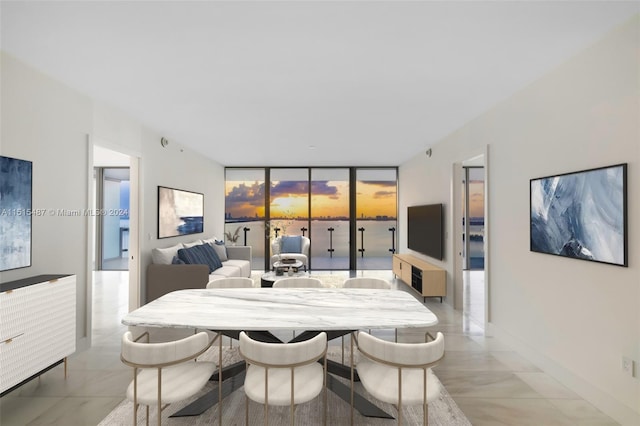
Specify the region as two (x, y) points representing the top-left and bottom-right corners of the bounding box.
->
(99, 347), (471, 426)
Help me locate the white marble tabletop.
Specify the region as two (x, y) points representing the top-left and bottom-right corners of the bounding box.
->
(122, 288), (438, 331)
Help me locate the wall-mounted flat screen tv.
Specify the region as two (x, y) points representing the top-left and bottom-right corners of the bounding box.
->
(408, 203), (443, 260)
(530, 163), (627, 267)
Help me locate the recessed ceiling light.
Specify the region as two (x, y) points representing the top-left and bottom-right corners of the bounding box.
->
(308, 145), (316, 150)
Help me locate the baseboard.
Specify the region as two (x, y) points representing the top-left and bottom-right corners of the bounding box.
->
(486, 322), (640, 426)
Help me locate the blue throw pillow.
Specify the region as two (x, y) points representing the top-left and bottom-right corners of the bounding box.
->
(281, 235), (302, 253)
(171, 255), (185, 265)
(178, 244), (222, 273)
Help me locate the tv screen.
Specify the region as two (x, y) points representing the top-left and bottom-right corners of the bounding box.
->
(408, 204), (443, 260)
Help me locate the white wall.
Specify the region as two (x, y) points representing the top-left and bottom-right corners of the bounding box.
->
(399, 17), (639, 424)
(1, 52), (225, 347)
(1, 53), (93, 347)
(138, 127), (225, 302)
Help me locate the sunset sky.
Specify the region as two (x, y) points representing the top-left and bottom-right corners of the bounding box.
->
(225, 179), (397, 219)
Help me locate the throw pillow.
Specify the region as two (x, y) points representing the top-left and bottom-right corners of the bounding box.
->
(281, 235), (302, 253)
(212, 240), (228, 261)
(177, 244), (222, 273)
(151, 244), (183, 264)
(182, 240), (203, 248)
(171, 256), (185, 265)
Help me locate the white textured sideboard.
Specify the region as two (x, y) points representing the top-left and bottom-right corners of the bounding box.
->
(0, 274), (76, 396)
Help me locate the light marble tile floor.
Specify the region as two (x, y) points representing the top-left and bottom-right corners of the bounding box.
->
(0, 270), (619, 425)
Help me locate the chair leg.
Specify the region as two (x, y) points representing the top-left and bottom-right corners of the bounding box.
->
(350, 333), (354, 426)
(219, 334), (223, 426)
(398, 368), (403, 426)
(245, 396), (249, 426)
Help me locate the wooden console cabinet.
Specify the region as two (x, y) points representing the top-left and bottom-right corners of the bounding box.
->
(0, 274), (76, 396)
(393, 254), (446, 302)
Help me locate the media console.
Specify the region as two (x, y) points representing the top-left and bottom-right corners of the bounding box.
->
(392, 254), (446, 302)
(0, 274), (76, 396)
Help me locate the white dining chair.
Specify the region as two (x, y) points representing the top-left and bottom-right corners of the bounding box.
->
(206, 277), (254, 347)
(206, 277), (254, 288)
(355, 331), (445, 426)
(239, 331), (328, 426)
(273, 277), (323, 339)
(342, 277), (391, 289)
(272, 276), (323, 288)
(341, 277), (393, 363)
(120, 331), (218, 426)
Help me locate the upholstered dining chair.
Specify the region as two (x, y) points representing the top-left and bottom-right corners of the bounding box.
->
(272, 276), (323, 288)
(270, 235), (311, 270)
(207, 277), (254, 347)
(341, 277), (393, 362)
(206, 277), (254, 289)
(342, 277), (392, 289)
(273, 276), (323, 338)
(120, 331), (218, 426)
(239, 331), (328, 426)
(354, 331), (445, 426)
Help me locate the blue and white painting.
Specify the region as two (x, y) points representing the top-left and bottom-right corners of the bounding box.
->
(158, 186), (204, 239)
(0, 156), (33, 271)
(530, 164), (627, 267)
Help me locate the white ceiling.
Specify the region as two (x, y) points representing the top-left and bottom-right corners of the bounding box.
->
(2, 1), (638, 167)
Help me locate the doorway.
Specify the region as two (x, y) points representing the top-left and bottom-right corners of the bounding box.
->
(90, 144), (140, 346)
(453, 153), (487, 331)
(95, 167), (130, 271)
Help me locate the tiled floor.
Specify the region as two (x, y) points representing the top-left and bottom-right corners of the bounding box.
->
(0, 270), (619, 425)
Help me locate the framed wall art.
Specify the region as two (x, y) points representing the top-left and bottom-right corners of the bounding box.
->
(157, 186), (204, 239)
(0, 155), (33, 271)
(530, 163), (627, 267)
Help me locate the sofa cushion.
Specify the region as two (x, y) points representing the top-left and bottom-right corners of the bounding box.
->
(210, 264), (243, 278)
(151, 244), (184, 265)
(281, 235), (302, 253)
(223, 259), (250, 277)
(178, 244), (222, 273)
(212, 240), (229, 262)
(182, 240), (203, 248)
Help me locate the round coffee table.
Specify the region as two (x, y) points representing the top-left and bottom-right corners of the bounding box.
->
(273, 260), (304, 271)
(260, 270), (309, 287)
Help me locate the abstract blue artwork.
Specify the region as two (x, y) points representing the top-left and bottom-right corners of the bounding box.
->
(530, 163), (627, 267)
(157, 186), (204, 239)
(0, 156), (33, 271)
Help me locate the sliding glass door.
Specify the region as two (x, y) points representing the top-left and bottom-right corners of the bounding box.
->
(310, 168), (350, 270)
(355, 169), (397, 270)
(224, 169), (266, 270)
(225, 167), (396, 271)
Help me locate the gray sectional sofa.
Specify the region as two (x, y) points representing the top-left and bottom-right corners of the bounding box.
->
(146, 237), (252, 302)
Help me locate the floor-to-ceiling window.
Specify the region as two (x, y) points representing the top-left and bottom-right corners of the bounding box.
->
(225, 167), (397, 271)
(310, 168), (350, 270)
(224, 169), (266, 270)
(355, 169), (397, 270)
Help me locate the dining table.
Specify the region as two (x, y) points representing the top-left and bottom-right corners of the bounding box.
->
(122, 287), (439, 421)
